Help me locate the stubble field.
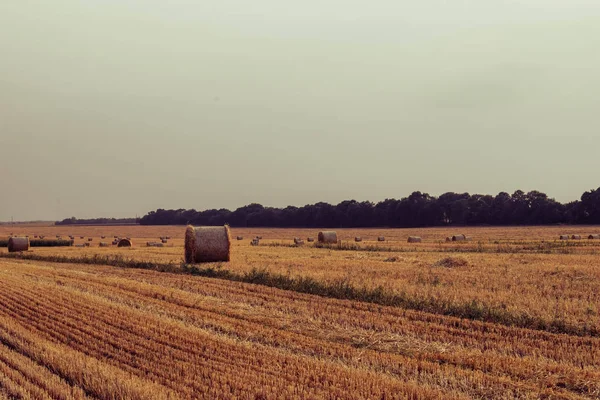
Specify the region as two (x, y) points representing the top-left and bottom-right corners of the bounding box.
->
(0, 225), (599, 399)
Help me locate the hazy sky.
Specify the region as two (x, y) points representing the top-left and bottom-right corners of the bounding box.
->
(1, 1), (599, 221)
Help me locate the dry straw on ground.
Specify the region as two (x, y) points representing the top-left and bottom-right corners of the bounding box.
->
(185, 225), (231, 263)
(8, 237), (29, 252)
(318, 231), (338, 244)
(117, 238), (132, 247)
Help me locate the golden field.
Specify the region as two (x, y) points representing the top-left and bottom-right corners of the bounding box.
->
(0, 225), (599, 398)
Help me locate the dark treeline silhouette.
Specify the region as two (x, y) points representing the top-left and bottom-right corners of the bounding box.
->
(56, 217), (140, 226)
(139, 188), (600, 228)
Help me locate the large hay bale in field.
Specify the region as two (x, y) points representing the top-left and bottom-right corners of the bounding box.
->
(250, 238), (259, 246)
(318, 231), (338, 244)
(101, 236), (106, 239)
(99, 242), (109, 247)
(571, 235), (581, 240)
(588, 234), (600, 240)
(407, 236), (422, 243)
(185, 225), (231, 264)
(294, 237), (304, 245)
(255, 236), (262, 240)
(87, 238), (93, 241)
(452, 234), (466, 242)
(560, 235), (569, 240)
(161, 239), (168, 244)
(236, 236), (244, 241)
(377, 236), (385, 242)
(80, 236), (84, 239)
(8, 237), (29, 252)
(307, 237), (314, 242)
(355, 237), (362, 242)
(117, 238), (132, 247)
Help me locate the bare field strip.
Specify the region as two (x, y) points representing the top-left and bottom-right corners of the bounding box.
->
(1, 259), (600, 399)
(2, 226), (599, 335)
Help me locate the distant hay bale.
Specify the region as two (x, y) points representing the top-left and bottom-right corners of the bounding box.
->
(117, 238), (132, 247)
(146, 241), (156, 247)
(307, 237), (314, 242)
(114, 236), (118, 239)
(294, 238), (304, 245)
(8, 237), (29, 252)
(185, 225), (231, 264)
(161, 239), (168, 244)
(88, 238), (93, 241)
(236, 236), (244, 241)
(588, 234), (600, 240)
(256, 236), (262, 240)
(34, 235), (38, 239)
(74, 244), (85, 248)
(250, 238), (259, 246)
(560, 235), (569, 240)
(355, 237), (362, 242)
(39, 236), (45, 239)
(112, 240), (119, 245)
(318, 231), (338, 244)
(99, 242), (109, 247)
(377, 236), (385, 242)
(101, 236), (106, 239)
(452, 234), (466, 242)
(571, 235), (581, 240)
(445, 237), (452, 242)
(84, 242), (91, 247)
(407, 236), (422, 243)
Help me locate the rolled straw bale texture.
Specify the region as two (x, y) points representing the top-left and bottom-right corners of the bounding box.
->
(88, 238), (93, 242)
(452, 234), (466, 242)
(377, 236), (385, 242)
(185, 225), (231, 264)
(8, 237), (29, 252)
(560, 235), (569, 240)
(572, 235), (582, 240)
(355, 237), (362, 242)
(99, 242), (109, 247)
(318, 231), (338, 244)
(161, 239), (168, 243)
(236, 236), (244, 241)
(307, 237), (314, 242)
(294, 238), (304, 245)
(407, 236), (422, 243)
(117, 238), (132, 247)
(250, 239), (259, 246)
(588, 234), (600, 240)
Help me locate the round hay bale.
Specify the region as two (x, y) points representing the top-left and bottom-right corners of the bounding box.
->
(8, 237), (29, 252)
(307, 237), (314, 242)
(256, 236), (262, 240)
(101, 236), (106, 239)
(452, 235), (466, 242)
(114, 236), (118, 239)
(355, 237), (362, 242)
(99, 242), (109, 247)
(560, 235), (569, 240)
(250, 238), (259, 246)
(80, 236), (84, 239)
(407, 236), (422, 243)
(87, 238), (92, 241)
(112, 240), (119, 245)
(117, 238), (132, 247)
(588, 234), (600, 240)
(318, 231), (338, 244)
(571, 235), (581, 240)
(84, 242), (91, 247)
(377, 236), (385, 242)
(236, 236), (244, 241)
(185, 225), (231, 264)
(161, 239), (168, 244)
(294, 238), (304, 245)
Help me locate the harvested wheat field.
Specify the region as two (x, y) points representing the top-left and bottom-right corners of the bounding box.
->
(0, 225), (600, 398)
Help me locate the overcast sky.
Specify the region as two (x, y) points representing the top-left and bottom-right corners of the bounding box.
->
(1, 1), (599, 221)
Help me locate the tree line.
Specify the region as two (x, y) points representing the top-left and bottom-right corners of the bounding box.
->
(56, 217), (140, 226)
(138, 187), (600, 227)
